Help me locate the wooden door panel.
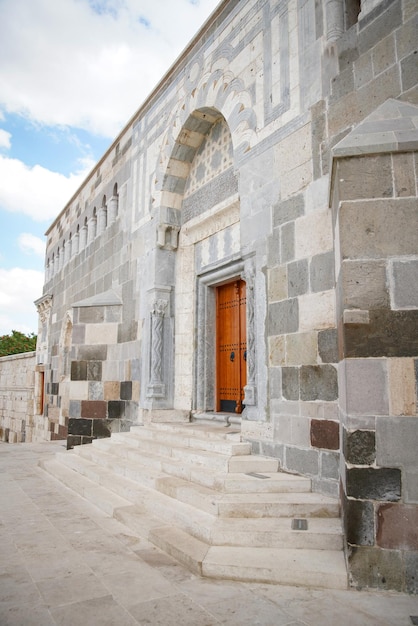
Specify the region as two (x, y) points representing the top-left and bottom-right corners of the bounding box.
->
(216, 280), (246, 413)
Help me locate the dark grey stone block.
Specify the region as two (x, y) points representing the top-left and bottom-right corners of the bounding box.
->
(288, 259), (309, 297)
(346, 467), (401, 501)
(405, 551), (418, 594)
(344, 496), (375, 546)
(281, 222), (295, 263)
(68, 418), (93, 436)
(77, 345), (107, 361)
(401, 50), (418, 92)
(310, 251), (335, 293)
(87, 361), (102, 381)
(318, 329), (338, 363)
(391, 260), (418, 309)
(268, 299), (299, 335)
(321, 451), (339, 480)
(358, 0), (402, 54)
(273, 194), (304, 227)
(71, 361), (87, 381)
(348, 545), (404, 592)
(260, 441), (285, 464)
(108, 400), (125, 419)
(286, 446), (319, 476)
(344, 429), (376, 465)
(300, 365), (338, 401)
(120, 381), (132, 400)
(282, 367), (299, 400)
(78, 306), (105, 323)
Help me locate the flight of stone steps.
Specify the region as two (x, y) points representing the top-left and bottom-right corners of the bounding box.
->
(39, 420), (348, 589)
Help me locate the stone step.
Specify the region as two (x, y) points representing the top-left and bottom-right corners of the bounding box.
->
(209, 517), (343, 550)
(93, 435), (279, 476)
(56, 449), (339, 527)
(133, 421), (242, 442)
(129, 424), (251, 456)
(77, 441), (310, 494)
(149, 526), (347, 590)
(39, 458), (131, 516)
(109, 431), (259, 473)
(202, 545), (348, 589)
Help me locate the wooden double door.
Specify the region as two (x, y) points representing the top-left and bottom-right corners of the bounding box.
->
(216, 280), (247, 413)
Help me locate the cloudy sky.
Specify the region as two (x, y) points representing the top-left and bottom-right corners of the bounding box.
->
(0, 0), (220, 336)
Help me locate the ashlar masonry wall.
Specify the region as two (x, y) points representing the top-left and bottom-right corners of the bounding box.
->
(0, 352), (36, 443)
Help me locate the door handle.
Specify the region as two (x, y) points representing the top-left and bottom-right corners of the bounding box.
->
(244, 350), (247, 362)
(230, 351), (235, 362)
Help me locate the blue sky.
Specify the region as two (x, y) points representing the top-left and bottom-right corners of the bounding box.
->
(0, 0), (220, 335)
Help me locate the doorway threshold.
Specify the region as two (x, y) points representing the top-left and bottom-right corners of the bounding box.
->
(191, 411), (241, 427)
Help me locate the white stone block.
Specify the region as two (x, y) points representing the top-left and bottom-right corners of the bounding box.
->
(299, 290), (336, 331)
(295, 209), (333, 260)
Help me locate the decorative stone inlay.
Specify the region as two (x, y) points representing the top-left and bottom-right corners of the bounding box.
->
(147, 299), (168, 398)
(184, 118), (233, 198)
(242, 263), (257, 406)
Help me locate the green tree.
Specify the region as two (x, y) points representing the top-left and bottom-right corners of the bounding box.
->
(0, 330), (37, 357)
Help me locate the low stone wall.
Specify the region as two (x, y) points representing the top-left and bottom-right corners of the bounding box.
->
(0, 352), (36, 443)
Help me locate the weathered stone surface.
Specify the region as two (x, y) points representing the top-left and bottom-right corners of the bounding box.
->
(341, 260), (389, 310)
(92, 419), (112, 438)
(78, 306), (105, 323)
(288, 259), (309, 297)
(88, 381), (103, 401)
(300, 365), (338, 401)
(273, 194), (304, 227)
(87, 361), (102, 381)
(392, 152), (417, 197)
(377, 503), (418, 550)
(108, 400), (125, 419)
(405, 551), (418, 594)
(281, 222), (295, 263)
(342, 359), (389, 416)
(318, 329), (339, 363)
(349, 546), (404, 592)
(321, 451), (339, 480)
(388, 358), (416, 416)
(282, 367), (299, 401)
(338, 155), (393, 200)
(376, 416), (418, 472)
(286, 332), (318, 366)
(286, 445), (319, 476)
(268, 266), (287, 302)
(344, 308), (418, 358)
(339, 199), (418, 260)
(80, 400), (107, 419)
(310, 419), (339, 450)
(346, 467), (401, 501)
(120, 381), (132, 400)
(71, 361), (87, 381)
(77, 345), (108, 361)
(310, 251), (335, 293)
(344, 429), (376, 465)
(68, 418), (92, 436)
(268, 299), (299, 336)
(343, 497), (375, 546)
(391, 259), (418, 309)
(401, 50), (418, 91)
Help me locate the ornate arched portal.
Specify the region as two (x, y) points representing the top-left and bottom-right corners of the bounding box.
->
(144, 107), (257, 419)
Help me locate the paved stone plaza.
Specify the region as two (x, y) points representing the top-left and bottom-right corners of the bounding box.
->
(1, 441), (417, 625)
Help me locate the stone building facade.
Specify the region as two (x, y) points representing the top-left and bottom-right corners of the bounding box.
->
(33, 0), (417, 592)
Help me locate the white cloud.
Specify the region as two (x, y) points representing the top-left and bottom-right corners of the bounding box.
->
(0, 154), (94, 221)
(0, 268), (44, 335)
(0, 129), (11, 149)
(18, 233), (46, 258)
(0, 0), (220, 137)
